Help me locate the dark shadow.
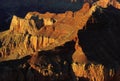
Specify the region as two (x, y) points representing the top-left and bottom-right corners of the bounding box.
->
(79, 77), (89, 81)
(0, 55), (31, 67)
(0, 55), (31, 81)
(78, 6), (120, 70)
(30, 41), (76, 81)
(30, 16), (44, 29)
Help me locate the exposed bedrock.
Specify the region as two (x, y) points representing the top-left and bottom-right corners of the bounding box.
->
(0, 0), (120, 81)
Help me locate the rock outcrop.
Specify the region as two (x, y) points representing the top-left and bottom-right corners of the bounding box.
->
(0, 2), (98, 61)
(110, 0), (120, 9)
(0, 0), (120, 81)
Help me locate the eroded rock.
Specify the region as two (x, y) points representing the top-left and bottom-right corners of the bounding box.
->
(0, 1), (120, 81)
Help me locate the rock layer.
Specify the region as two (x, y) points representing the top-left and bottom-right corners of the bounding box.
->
(0, 0), (120, 81)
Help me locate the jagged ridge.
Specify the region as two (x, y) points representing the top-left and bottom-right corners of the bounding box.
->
(0, 0), (120, 81)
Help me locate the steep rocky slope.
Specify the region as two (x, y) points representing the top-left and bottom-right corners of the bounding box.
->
(0, 2), (97, 61)
(0, 0), (120, 81)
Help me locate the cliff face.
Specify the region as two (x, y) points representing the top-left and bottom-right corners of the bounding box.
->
(0, 0), (120, 81)
(0, 2), (96, 61)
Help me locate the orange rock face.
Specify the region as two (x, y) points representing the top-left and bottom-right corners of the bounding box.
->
(0, 1), (99, 61)
(97, 0), (110, 8)
(0, 0), (120, 81)
(110, 0), (120, 9)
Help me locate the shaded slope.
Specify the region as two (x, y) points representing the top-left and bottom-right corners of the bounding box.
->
(0, 1), (120, 81)
(78, 6), (120, 69)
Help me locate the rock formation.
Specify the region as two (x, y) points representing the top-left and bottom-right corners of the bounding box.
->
(0, 0), (120, 81)
(0, 2), (98, 61)
(110, 0), (120, 9)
